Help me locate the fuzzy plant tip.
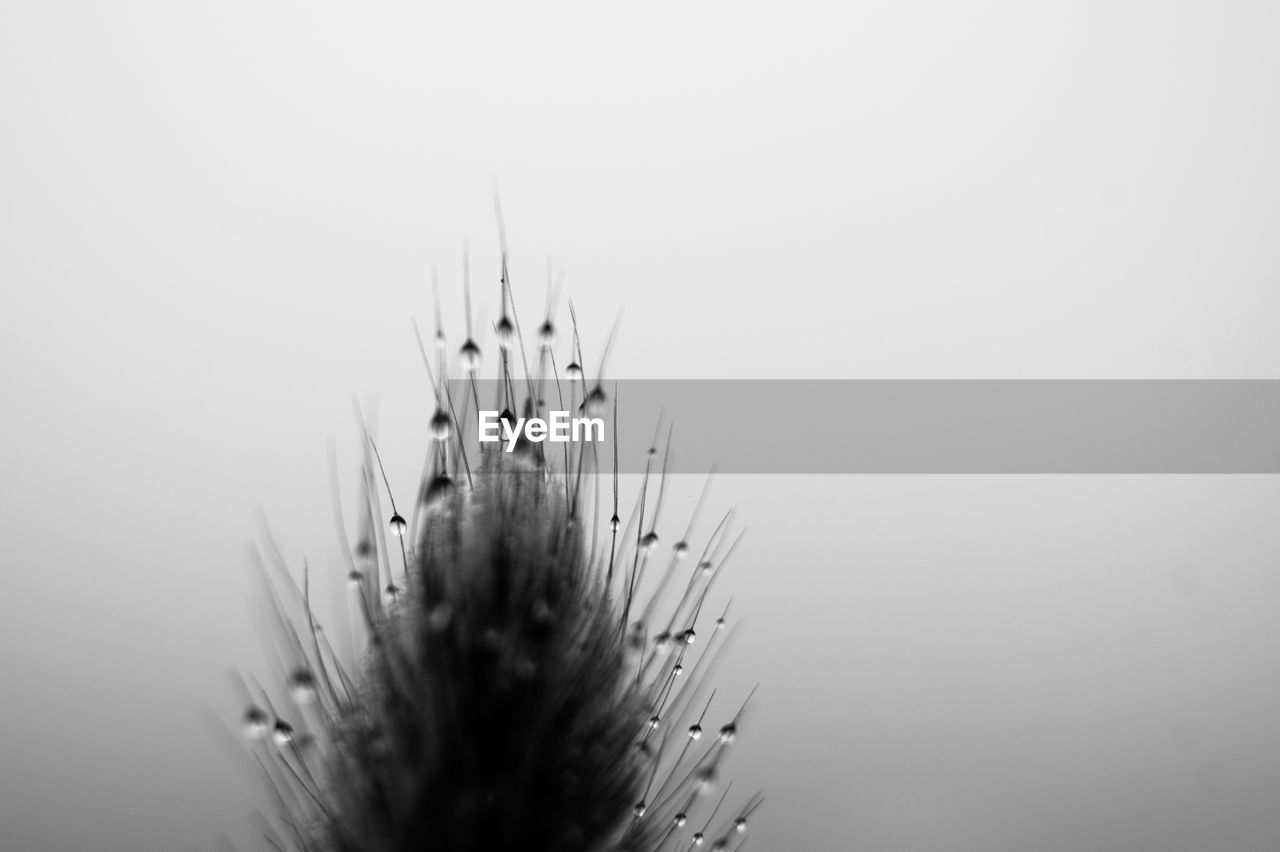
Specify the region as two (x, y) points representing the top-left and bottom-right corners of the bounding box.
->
(230, 236), (759, 852)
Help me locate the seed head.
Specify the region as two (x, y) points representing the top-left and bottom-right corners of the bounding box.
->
(233, 227), (761, 851)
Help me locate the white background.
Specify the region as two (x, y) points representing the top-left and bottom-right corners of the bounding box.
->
(3, 2), (1280, 849)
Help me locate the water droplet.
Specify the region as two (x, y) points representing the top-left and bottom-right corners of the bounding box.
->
(673, 541), (689, 559)
(242, 706), (270, 740)
(641, 531), (659, 551)
(429, 408), (452, 441)
(688, 724), (703, 740)
(383, 583), (400, 604)
(674, 813), (687, 827)
(565, 361), (582, 380)
(694, 765), (717, 794)
(354, 539), (373, 559)
(734, 817), (747, 833)
(496, 316), (514, 350)
(583, 384), (608, 415)
(288, 668), (316, 704)
(633, 801), (647, 818)
(718, 723), (737, 744)
(538, 319), (555, 349)
(459, 338), (482, 371)
(681, 628), (696, 645)
(711, 839), (727, 851)
(609, 514), (621, 532)
(692, 832), (705, 846)
(389, 514), (407, 536)
(673, 664), (684, 676)
(272, 719), (294, 746)
(653, 632), (672, 654)
(648, 715), (661, 730)
(347, 569), (364, 587)
(422, 474), (455, 507)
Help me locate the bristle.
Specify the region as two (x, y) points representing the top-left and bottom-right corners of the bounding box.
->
(233, 226), (759, 851)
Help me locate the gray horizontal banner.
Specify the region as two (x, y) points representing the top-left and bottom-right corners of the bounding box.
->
(440, 380), (1280, 473)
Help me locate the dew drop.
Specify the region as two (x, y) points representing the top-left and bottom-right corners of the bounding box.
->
(583, 384), (608, 415)
(459, 338), (482, 371)
(633, 801), (647, 818)
(383, 583), (400, 604)
(673, 663), (684, 676)
(496, 316), (515, 350)
(538, 319), (555, 349)
(688, 723), (703, 740)
(693, 832), (705, 846)
(718, 723), (737, 745)
(288, 668), (316, 704)
(673, 541), (689, 559)
(429, 408), (452, 441)
(641, 531), (659, 551)
(242, 705), (270, 740)
(698, 560), (714, 576)
(565, 361), (583, 380)
(674, 813), (687, 827)
(389, 514), (407, 536)
(654, 632), (672, 654)
(422, 473), (455, 507)
(734, 817), (747, 833)
(609, 514), (621, 532)
(347, 569), (364, 587)
(714, 617), (726, 631)
(272, 719), (294, 746)
(681, 628), (696, 645)
(648, 715), (661, 730)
